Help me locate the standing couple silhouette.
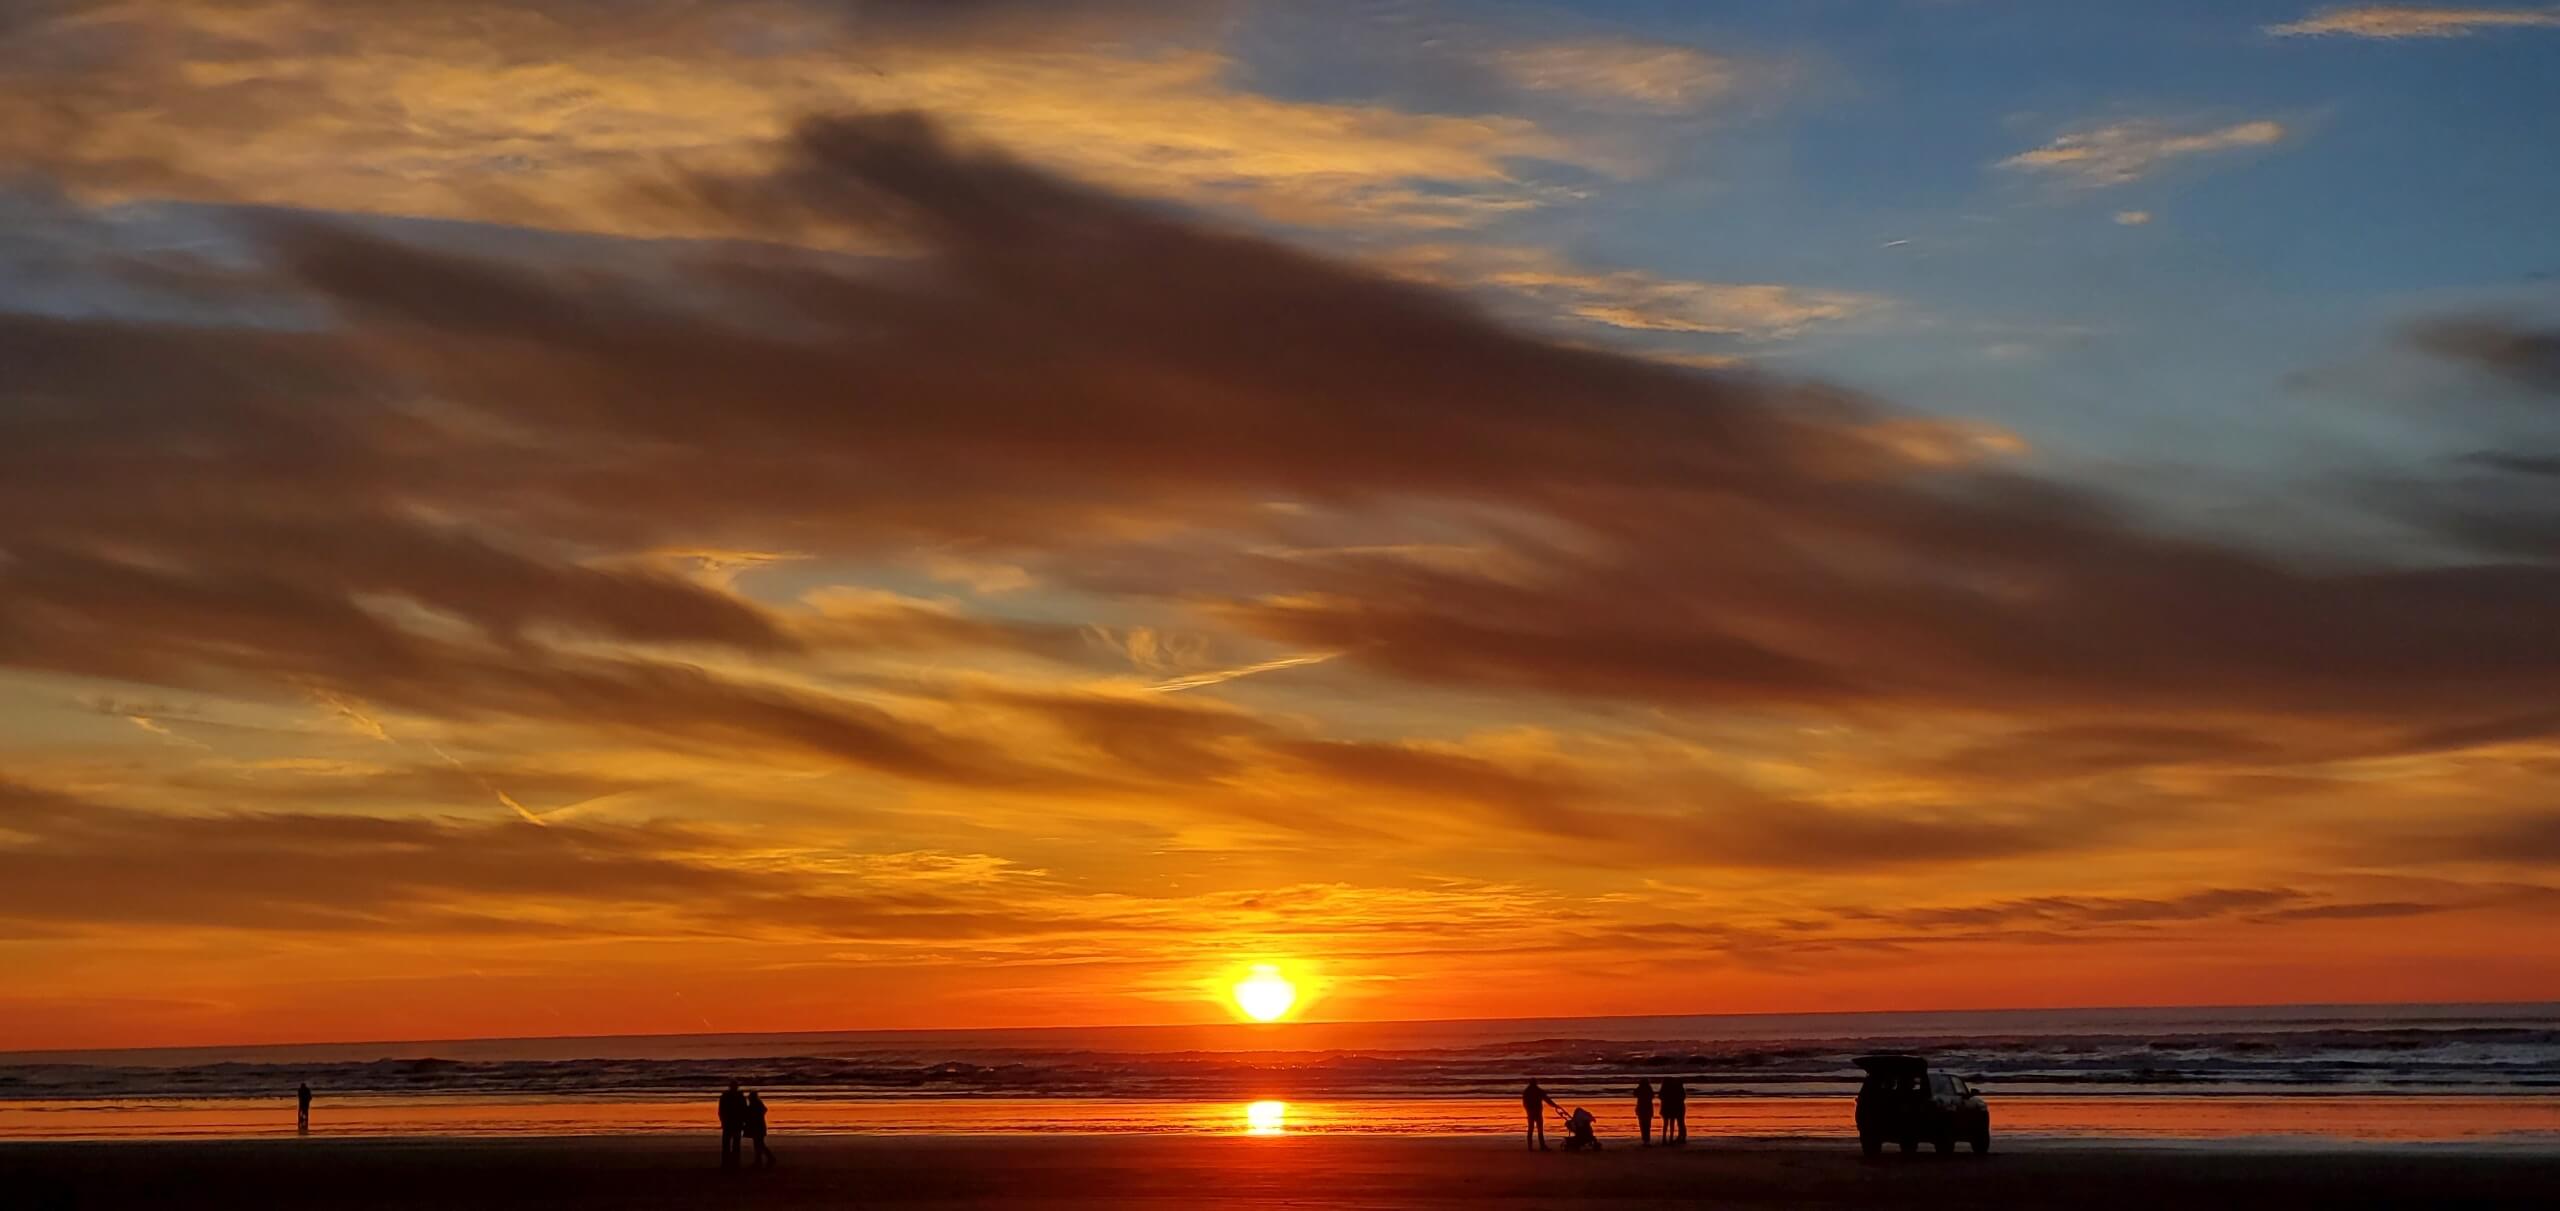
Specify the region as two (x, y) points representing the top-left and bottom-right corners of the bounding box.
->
(717, 1081), (775, 1168)
(1634, 1077), (1688, 1145)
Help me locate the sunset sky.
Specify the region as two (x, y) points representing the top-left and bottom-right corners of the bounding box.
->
(5, 1), (2559, 1051)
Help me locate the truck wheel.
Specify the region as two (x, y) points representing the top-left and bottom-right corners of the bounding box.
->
(1970, 1121), (1990, 1154)
(1861, 1135), (1881, 1159)
(1898, 1137), (1916, 1154)
(1932, 1131), (1952, 1154)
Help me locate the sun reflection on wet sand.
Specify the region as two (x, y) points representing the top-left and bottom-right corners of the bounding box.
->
(1243, 1100), (1287, 1135)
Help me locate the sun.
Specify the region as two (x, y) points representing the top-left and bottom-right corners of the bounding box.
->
(1231, 964), (1297, 1022)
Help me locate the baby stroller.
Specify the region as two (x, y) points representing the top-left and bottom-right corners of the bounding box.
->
(1557, 1106), (1602, 1151)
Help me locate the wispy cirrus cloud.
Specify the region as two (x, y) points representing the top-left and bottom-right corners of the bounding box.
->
(1384, 243), (1882, 338)
(1487, 38), (1742, 111)
(2000, 118), (2287, 186)
(2269, 6), (2560, 38)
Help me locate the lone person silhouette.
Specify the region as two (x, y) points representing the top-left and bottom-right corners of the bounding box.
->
(746, 1091), (775, 1167)
(1660, 1076), (1688, 1145)
(1633, 1078), (1655, 1146)
(717, 1081), (747, 1168)
(1521, 1079), (1564, 1150)
(296, 1082), (312, 1134)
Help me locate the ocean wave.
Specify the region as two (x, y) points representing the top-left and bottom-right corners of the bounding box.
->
(8, 1015), (2557, 1102)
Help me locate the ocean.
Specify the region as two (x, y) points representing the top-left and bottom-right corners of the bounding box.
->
(5, 1003), (2555, 1144)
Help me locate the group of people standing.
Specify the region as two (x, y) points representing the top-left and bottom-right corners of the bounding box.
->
(1634, 1077), (1689, 1146)
(717, 1082), (776, 1168)
(1519, 1077), (1691, 1151)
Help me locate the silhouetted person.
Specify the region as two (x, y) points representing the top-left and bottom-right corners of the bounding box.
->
(718, 1081), (747, 1168)
(1660, 1077), (1688, 1144)
(296, 1082), (312, 1134)
(1521, 1080), (1563, 1150)
(747, 1091), (775, 1167)
(1633, 1079), (1654, 1145)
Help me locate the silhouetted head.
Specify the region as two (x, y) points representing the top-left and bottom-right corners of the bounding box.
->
(726, 1080), (741, 1092)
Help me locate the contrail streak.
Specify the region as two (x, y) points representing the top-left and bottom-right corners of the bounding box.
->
(308, 689), (550, 826)
(1147, 651), (1338, 693)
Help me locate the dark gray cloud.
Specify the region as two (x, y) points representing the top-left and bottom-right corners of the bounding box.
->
(519, 116), (2560, 726)
(2362, 315), (2560, 559)
(1659, 797), (2160, 871)
(0, 779), (1093, 940)
(1931, 724), (2282, 783)
(2393, 811), (2560, 865)
(1844, 887), (2491, 932)
(2411, 316), (2560, 397)
(6, 110), (2559, 800)
(0, 779), (735, 934)
(1852, 888), (2306, 930)
(2465, 452), (2560, 478)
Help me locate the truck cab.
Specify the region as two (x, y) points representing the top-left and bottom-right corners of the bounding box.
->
(1853, 1054), (1990, 1157)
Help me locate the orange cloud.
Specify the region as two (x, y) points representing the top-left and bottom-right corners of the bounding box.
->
(2001, 118), (2288, 186)
(0, 1), (1593, 233)
(1385, 244), (1884, 339)
(2269, 5), (2560, 38)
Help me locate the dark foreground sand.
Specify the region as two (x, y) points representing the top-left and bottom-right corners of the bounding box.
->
(7, 1136), (2556, 1210)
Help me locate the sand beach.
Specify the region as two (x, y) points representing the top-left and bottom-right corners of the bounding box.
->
(9, 1135), (2558, 1210)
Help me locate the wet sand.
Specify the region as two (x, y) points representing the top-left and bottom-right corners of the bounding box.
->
(9, 1091), (2553, 1142)
(7, 1135), (2557, 1210)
